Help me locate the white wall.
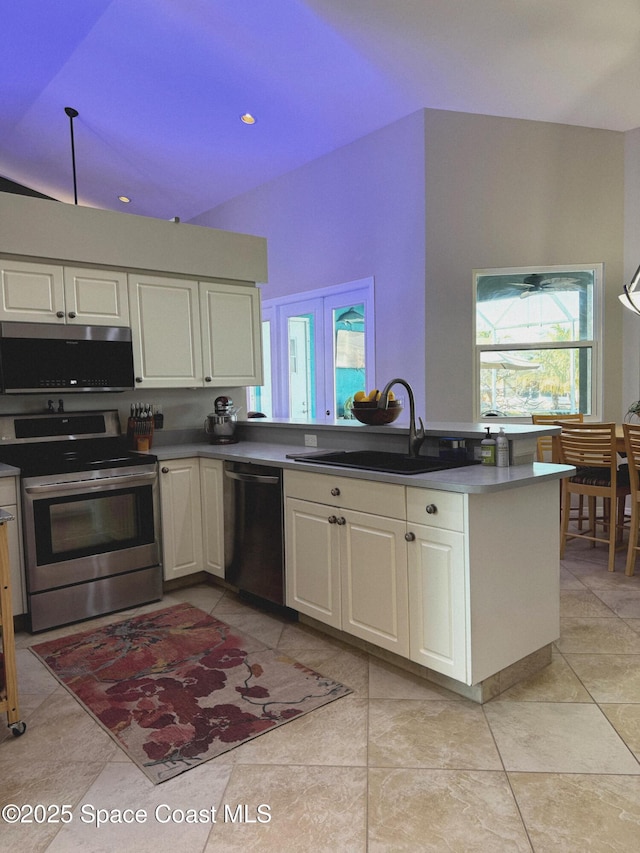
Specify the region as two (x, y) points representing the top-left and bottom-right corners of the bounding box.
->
(191, 110), (428, 415)
(422, 110), (624, 421)
(192, 107), (626, 422)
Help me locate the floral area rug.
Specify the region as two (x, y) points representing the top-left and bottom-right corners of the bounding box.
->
(31, 602), (351, 783)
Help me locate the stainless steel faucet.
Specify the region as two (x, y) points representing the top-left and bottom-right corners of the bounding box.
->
(377, 378), (426, 457)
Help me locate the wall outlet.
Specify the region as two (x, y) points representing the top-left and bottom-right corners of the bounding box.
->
(304, 434), (318, 447)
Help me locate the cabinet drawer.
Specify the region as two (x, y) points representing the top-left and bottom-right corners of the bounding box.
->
(284, 469), (405, 518)
(0, 476), (17, 506)
(406, 487), (465, 532)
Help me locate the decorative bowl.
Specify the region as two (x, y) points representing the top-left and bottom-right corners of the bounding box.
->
(352, 400), (402, 425)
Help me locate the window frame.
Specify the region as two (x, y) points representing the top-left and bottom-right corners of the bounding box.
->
(472, 263), (603, 421)
(249, 277), (375, 422)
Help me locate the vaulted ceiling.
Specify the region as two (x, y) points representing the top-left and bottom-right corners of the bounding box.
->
(3, 0), (640, 222)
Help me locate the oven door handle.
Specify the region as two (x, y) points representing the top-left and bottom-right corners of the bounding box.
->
(24, 471), (157, 495)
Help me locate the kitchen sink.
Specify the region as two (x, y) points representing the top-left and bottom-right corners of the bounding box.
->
(290, 449), (478, 475)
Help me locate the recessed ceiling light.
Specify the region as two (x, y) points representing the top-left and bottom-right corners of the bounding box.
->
(240, 113), (256, 125)
(118, 195), (131, 203)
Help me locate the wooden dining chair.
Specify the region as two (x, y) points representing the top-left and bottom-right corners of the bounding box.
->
(531, 413), (584, 462)
(622, 422), (640, 576)
(557, 421), (630, 572)
(532, 414), (586, 527)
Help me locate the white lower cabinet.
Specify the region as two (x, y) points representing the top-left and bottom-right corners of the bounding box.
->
(199, 458), (225, 578)
(286, 497), (341, 628)
(159, 457), (225, 582)
(284, 470), (409, 657)
(406, 487), (467, 681)
(159, 458), (204, 581)
(407, 523), (466, 681)
(285, 470), (469, 677)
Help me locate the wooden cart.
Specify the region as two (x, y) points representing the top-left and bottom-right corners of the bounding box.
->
(0, 508), (26, 737)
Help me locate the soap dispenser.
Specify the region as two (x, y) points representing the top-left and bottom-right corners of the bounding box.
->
(481, 427), (496, 466)
(496, 427), (510, 468)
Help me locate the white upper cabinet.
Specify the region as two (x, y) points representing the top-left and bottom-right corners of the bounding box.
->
(200, 281), (263, 386)
(63, 267), (129, 325)
(128, 274), (203, 389)
(0, 259), (128, 325)
(0, 260), (65, 323)
(129, 274), (263, 389)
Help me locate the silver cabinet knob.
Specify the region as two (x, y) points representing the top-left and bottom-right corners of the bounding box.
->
(161, 467), (169, 474)
(405, 531), (416, 541)
(336, 516), (346, 525)
(135, 377), (143, 383)
(425, 504), (438, 515)
(330, 487), (341, 496)
(56, 310), (65, 318)
(205, 376), (212, 382)
(68, 311), (76, 319)
(328, 515), (337, 524)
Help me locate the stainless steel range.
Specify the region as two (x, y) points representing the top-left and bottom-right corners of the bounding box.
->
(0, 410), (161, 632)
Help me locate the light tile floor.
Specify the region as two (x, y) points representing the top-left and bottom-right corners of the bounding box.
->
(2, 540), (640, 852)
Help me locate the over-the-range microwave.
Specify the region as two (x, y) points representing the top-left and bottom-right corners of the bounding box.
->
(0, 322), (135, 393)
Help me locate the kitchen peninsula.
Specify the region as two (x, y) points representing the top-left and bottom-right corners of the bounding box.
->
(154, 418), (572, 703)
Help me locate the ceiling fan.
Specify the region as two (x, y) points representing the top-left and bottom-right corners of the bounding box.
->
(509, 273), (580, 298)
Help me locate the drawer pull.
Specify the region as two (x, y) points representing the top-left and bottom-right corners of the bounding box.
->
(405, 531), (415, 541)
(425, 504), (438, 515)
(330, 487), (341, 497)
(161, 467), (170, 474)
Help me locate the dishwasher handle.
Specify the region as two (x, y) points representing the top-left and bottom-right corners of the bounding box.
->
(224, 469), (280, 486)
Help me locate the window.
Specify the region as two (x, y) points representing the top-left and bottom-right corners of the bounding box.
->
(474, 265), (602, 419)
(248, 278), (374, 422)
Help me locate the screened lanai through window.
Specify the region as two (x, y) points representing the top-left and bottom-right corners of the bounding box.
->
(474, 266), (601, 419)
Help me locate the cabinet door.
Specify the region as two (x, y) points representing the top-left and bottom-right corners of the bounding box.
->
(159, 459), (203, 581)
(340, 509), (409, 656)
(407, 524), (467, 682)
(63, 267), (129, 326)
(200, 458), (224, 578)
(129, 274), (202, 388)
(285, 497), (341, 628)
(200, 281), (263, 386)
(0, 259), (65, 322)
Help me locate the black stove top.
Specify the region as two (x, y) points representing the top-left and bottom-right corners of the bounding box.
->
(0, 410), (156, 477)
(0, 437), (156, 478)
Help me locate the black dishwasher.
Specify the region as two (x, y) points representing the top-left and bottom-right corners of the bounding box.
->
(223, 461), (285, 606)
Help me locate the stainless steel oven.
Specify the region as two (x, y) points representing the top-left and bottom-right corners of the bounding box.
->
(0, 410), (162, 632)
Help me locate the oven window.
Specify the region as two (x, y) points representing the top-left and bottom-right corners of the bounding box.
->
(33, 486), (155, 564)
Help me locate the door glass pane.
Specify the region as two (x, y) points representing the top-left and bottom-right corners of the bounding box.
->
(333, 303), (365, 420)
(248, 319), (272, 416)
(288, 314), (315, 419)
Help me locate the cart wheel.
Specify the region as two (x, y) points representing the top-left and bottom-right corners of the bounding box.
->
(9, 721), (26, 737)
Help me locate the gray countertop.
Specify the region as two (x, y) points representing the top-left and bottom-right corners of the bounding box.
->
(154, 440), (573, 494)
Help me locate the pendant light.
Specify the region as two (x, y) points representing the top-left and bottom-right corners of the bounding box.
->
(64, 106), (79, 205)
(619, 263), (640, 314)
